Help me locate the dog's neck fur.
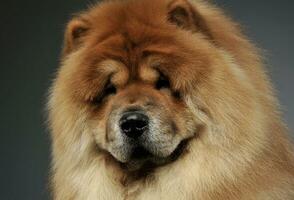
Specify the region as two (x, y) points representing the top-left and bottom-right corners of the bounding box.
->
(49, 0), (294, 199)
(51, 121), (294, 200)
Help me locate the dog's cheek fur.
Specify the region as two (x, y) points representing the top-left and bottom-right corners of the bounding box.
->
(48, 0), (294, 199)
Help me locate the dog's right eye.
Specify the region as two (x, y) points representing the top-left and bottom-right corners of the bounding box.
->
(104, 83), (117, 97)
(155, 72), (170, 90)
(93, 81), (117, 105)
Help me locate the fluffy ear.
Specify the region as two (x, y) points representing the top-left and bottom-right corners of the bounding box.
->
(62, 17), (89, 56)
(167, 0), (211, 37)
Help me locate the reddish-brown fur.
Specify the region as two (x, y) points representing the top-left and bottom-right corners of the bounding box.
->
(48, 0), (294, 199)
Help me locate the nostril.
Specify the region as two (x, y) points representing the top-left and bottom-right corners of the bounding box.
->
(120, 120), (147, 132)
(120, 112), (149, 139)
(134, 120), (148, 130)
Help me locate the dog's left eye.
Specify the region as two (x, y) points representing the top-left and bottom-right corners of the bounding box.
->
(155, 71), (182, 99)
(156, 72), (170, 90)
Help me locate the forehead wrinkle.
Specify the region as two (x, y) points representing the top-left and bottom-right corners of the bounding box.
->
(93, 33), (182, 87)
(121, 32), (141, 80)
(92, 25), (180, 84)
(120, 32), (180, 82)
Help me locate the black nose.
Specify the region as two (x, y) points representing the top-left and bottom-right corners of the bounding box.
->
(120, 112), (149, 139)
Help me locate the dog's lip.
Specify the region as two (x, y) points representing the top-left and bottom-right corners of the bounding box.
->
(168, 139), (189, 162)
(121, 138), (190, 168)
(131, 146), (152, 160)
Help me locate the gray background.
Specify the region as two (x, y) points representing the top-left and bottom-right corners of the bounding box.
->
(0, 0), (293, 199)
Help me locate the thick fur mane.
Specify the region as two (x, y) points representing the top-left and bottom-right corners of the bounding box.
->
(48, 0), (294, 199)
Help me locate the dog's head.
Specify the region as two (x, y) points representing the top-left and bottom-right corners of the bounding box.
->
(49, 0), (266, 171)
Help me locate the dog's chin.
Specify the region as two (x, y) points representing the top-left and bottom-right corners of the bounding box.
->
(114, 140), (189, 172)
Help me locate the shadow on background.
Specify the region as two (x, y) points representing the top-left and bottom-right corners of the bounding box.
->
(0, 0), (293, 199)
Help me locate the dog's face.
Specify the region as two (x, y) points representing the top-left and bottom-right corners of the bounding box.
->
(91, 62), (198, 169)
(51, 0), (245, 171)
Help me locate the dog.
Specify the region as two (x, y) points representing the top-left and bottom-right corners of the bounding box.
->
(47, 0), (294, 199)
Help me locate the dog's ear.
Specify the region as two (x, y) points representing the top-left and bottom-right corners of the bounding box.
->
(62, 17), (89, 56)
(167, 0), (211, 37)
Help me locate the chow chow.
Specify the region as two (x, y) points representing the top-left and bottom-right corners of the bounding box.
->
(48, 0), (294, 199)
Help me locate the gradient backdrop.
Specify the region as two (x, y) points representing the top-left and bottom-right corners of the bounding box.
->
(1, 0), (293, 199)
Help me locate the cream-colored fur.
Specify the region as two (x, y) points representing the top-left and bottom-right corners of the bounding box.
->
(48, 0), (294, 199)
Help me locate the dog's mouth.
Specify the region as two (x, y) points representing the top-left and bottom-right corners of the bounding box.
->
(120, 139), (189, 171)
(131, 146), (152, 160)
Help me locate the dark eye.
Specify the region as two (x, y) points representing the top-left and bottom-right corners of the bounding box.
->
(104, 83), (117, 96)
(155, 71), (182, 99)
(93, 81), (117, 104)
(155, 72), (170, 90)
